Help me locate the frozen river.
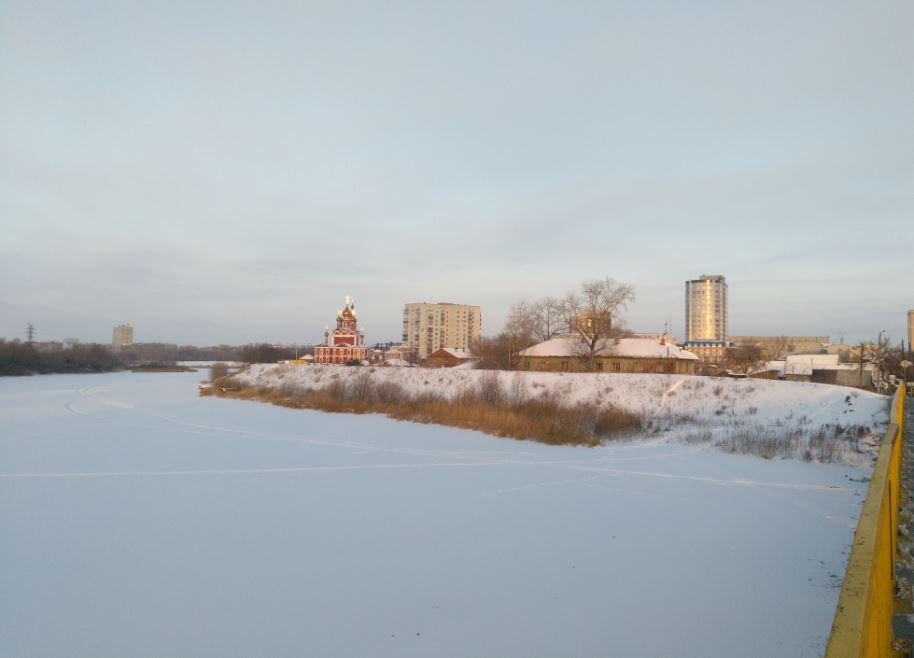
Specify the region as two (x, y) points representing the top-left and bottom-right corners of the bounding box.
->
(1, 371), (869, 657)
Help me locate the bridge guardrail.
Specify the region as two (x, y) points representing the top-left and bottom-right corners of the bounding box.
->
(825, 385), (906, 658)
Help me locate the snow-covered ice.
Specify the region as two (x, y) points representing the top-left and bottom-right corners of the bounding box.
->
(0, 371), (885, 657)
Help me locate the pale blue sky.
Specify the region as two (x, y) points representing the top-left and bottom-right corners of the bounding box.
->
(2, 1), (912, 346)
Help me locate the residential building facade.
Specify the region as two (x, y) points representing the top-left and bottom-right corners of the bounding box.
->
(729, 335), (829, 359)
(681, 340), (731, 365)
(685, 274), (728, 342)
(313, 297), (368, 364)
(112, 324), (134, 349)
(402, 302), (481, 360)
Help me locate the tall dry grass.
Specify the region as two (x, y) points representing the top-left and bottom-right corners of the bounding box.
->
(204, 371), (642, 447)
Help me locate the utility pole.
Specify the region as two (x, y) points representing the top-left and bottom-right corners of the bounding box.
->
(26, 323), (35, 344)
(859, 341), (866, 388)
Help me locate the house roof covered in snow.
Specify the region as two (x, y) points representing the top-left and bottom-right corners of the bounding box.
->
(383, 358), (413, 367)
(518, 335), (699, 360)
(785, 354), (840, 366)
(439, 348), (474, 359)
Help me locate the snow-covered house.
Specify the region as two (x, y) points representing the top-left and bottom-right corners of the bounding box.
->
(783, 354), (840, 379)
(749, 355), (877, 389)
(422, 348), (476, 369)
(517, 335), (698, 374)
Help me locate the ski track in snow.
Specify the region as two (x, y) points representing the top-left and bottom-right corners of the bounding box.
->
(64, 384), (717, 471)
(0, 464), (854, 493)
(0, 462), (507, 479)
(661, 378), (685, 403)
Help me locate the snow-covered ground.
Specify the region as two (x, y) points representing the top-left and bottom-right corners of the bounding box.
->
(237, 364), (889, 464)
(0, 371), (882, 657)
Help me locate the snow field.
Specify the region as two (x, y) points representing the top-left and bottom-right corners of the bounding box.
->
(0, 372), (884, 657)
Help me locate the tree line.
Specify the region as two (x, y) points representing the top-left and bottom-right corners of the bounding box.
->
(0, 340), (121, 376)
(0, 340), (316, 376)
(473, 277), (636, 370)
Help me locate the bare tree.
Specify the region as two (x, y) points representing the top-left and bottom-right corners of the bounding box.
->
(504, 301), (538, 347)
(727, 344), (765, 374)
(561, 277), (635, 371)
(760, 336), (790, 361)
(532, 297), (564, 342)
(472, 335), (512, 370)
(501, 298), (567, 367)
(870, 332), (894, 391)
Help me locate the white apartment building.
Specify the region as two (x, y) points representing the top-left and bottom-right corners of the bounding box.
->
(112, 323), (134, 349)
(684, 274), (728, 342)
(402, 302), (481, 360)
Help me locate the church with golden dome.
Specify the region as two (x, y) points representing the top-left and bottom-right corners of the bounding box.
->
(313, 296), (368, 364)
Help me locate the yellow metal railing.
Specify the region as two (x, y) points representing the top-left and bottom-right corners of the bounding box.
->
(825, 385), (906, 658)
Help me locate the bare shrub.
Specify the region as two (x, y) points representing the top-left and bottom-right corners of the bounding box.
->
(477, 372), (504, 404)
(683, 428), (713, 444)
(278, 382), (299, 397)
(809, 428), (839, 463)
(348, 370), (374, 400)
(323, 379), (347, 401)
(372, 381), (408, 404)
(712, 385), (723, 397)
(509, 374), (528, 405)
(720, 423), (801, 460)
(209, 363), (229, 380)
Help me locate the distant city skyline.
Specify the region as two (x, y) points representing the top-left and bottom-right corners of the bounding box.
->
(2, 2), (911, 346)
(8, 281), (910, 349)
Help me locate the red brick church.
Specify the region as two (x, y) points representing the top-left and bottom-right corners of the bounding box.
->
(313, 296), (368, 364)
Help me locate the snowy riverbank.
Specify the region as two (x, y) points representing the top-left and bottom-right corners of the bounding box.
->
(235, 364), (890, 464)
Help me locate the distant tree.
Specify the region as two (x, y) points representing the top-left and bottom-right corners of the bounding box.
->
(209, 363), (230, 380)
(760, 336), (790, 361)
(727, 344), (765, 374)
(0, 340), (119, 376)
(120, 342), (179, 364)
(504, 298), (566, 348)
(472, 335), (512, 370)
(240, 343), (306, 363)
(501, 301), (540, 367)
(531, 297), (565, 342)
(870, 333), (902, 391)
(560, 277), (635, 371)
